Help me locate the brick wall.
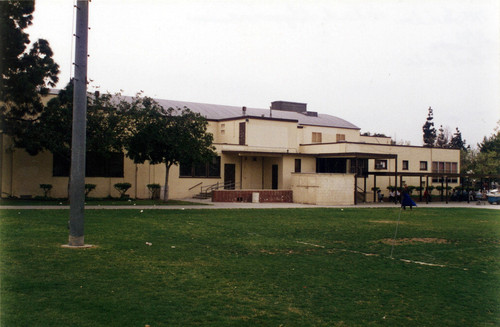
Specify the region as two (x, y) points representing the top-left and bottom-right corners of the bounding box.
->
(212, 190), (293, 203)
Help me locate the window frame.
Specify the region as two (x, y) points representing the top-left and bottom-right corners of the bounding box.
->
(294, 159), (302, 173)
(402, 160), (409, 170)
(312, 132), (322, 143)
(52, 152), (124, 178)
(420, 161), (428, 171)
(179, 156), (221, 178)
(374, 159), (387, 170)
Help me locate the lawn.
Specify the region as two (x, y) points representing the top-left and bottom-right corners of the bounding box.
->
(1, 208), (499, 326)
(0, 198), (206, 206)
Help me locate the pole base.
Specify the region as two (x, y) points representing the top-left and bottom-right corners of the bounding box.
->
(61, 244), (93, 249)
(62, 235), (93, 248)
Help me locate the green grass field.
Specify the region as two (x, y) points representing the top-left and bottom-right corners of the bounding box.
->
(0, 198), (206, 206)
(1, 208), (499, 326)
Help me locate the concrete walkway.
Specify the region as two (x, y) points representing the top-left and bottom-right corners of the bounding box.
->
(1, 199), (499, 210)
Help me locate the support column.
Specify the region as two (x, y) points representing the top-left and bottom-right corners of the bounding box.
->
(445, 177), (449, 204)
(394, 157), (398, 204)
(363, 175), (366, 203)
(354, 174), (358, 205)
(426, 175), (429, 204)
(441, 178), (444, 202)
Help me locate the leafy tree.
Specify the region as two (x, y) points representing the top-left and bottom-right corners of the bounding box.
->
(422, 106), (436, 147)
(460, 146), (475, 174)
(15, 82), (128, 177)
(475, 121), (500, 175)
(124, 99), (216, 201)
(473, 151), (499, 175)
(0, 0), (59, 141)
(478, 121), (500, 155)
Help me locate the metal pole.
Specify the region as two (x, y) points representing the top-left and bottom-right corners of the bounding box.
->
(68, 0), (89, 246)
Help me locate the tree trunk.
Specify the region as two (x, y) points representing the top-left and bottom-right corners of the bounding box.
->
(163, 164), (170, 202)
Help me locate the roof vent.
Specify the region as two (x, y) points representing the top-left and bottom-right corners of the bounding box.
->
(303, 111), (318, 117)
(271, 101), (307, 113)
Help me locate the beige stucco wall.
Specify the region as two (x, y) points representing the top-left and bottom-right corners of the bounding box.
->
(246, 119), (298, 150)
(300, 125), (361, 144)
(292, 173), (355, 205)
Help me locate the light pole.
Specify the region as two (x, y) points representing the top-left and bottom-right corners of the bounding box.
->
(67, 0), (89, 247)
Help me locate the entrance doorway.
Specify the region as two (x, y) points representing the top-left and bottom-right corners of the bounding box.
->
(224, 164), (236, 189)
(272, 164), (278, 189)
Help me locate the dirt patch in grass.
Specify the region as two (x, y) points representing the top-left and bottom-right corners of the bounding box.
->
(378, 238), (450, 245)
(371, 220), (408, 224)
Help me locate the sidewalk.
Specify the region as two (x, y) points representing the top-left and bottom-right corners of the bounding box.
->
(1, 199), (499, 210)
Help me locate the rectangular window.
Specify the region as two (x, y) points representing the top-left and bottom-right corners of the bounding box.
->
(53, 152), (124, 177)
(375, 159), (387, 170)
(294, 159), (301, 173)
(316, 158), (346, 173)
(402, 160), (409, 170)
(312, 132), (322, 143)
(53, 153), (70, 177)
(336, 134), (346, 142)
(420, 161), (428, 171)
(432, 161), (458, 173)
(180, 156), (221, 178)
(239, 122), (246, 145)
(431, 161), (458, 183)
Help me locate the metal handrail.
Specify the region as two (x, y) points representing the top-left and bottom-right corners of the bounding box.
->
(200, 181), (241, 197)
(189, 182), (203, 191)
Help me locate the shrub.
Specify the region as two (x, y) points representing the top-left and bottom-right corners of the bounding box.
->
(85, 184), (96, 197)
(114, 182), (132, 198)
(147, 183), (161, 200)
(39, 184), (53, 198)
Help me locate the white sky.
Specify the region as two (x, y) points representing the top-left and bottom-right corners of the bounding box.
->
(27, 0), (499, 147)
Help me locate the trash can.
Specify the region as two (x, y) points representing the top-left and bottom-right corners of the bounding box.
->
(252, 192), (260, 203)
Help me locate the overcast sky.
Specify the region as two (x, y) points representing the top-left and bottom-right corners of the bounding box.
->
(27, 0), (499, 147)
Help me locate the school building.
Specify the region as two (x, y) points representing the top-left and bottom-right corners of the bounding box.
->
(0, 97), (461, 205)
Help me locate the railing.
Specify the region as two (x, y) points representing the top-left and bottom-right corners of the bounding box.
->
(197, 181), (241, 198)
(189, 182), (203, 191)
(356, 185), (366, 203)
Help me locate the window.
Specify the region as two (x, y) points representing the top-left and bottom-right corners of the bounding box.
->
(420, 161), (428, 171)
(53, 152), (124, 177)
(375, 159), (387, 170)
(336, 134), (346, 142)
(316, 158), (346, 173)
(239, 122), (246, 145)
(431, 161), (458, 183)
(312, 132), (322, 143)
(86, 152), (124, 177)
(294, 159), (301, 173)
(402, 160), (409, 170)
(432, 161), (458, 174)
(180, 156), (221, 178)
(220, 123), (225, 135)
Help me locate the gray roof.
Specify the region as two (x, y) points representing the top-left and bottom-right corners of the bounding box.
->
(155, 99), (360, 130)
